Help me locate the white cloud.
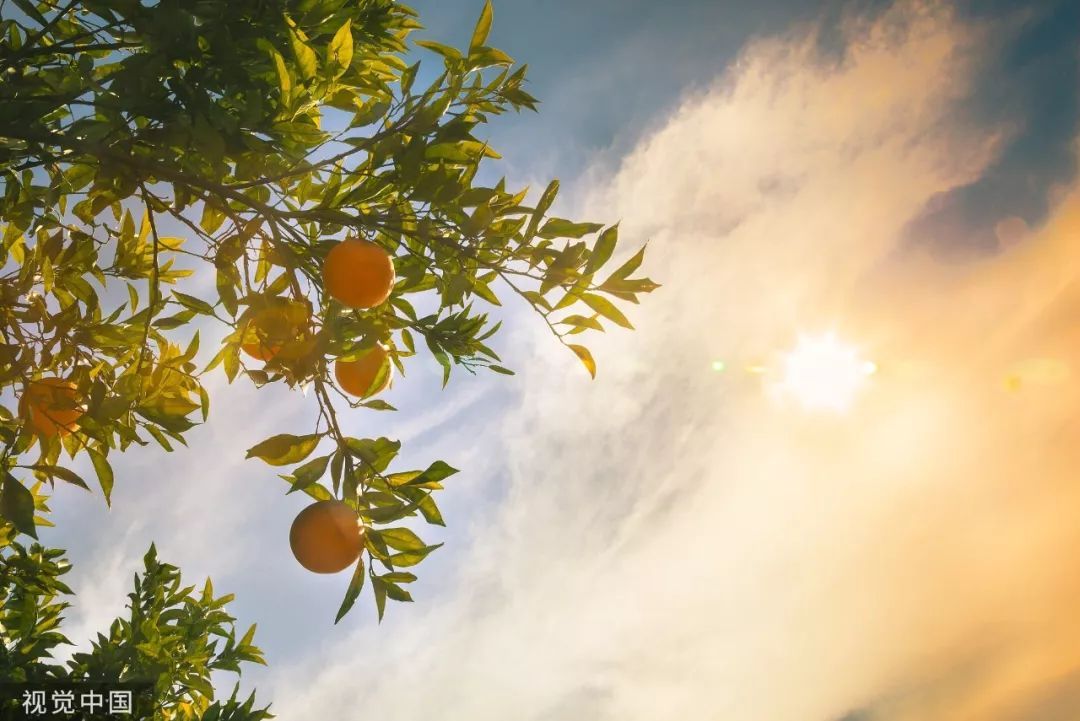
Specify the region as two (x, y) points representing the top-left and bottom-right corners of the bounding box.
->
(261, 2), (1080, 720)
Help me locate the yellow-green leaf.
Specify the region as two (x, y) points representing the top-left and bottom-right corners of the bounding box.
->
(286, 453), (331, 493)
(1, 473), (37, 539)
(379, 527), (425, 551)
(334, 556), (365, 624)
(328, 20), (354, 74)
(470, 0), (493, 52)
(289, 29), (317, 80)
(389, 543), (443, 568)
(568, 344), (596, 378)
(87, 448), (113, 506)
(582, 293), (633, 329)
(586, 224), (618, 274)
(270, 47), (292, 103)
(246, 433), (321, 466)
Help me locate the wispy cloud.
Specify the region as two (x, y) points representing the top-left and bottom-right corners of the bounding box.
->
(260, 2), (1080, 719)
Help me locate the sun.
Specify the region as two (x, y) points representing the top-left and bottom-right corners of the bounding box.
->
(776, 332), (875, 412)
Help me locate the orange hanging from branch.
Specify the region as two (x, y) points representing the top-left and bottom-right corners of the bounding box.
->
(20, 378), (84, 438)
(289, 500), (365, 574)
(322, 238), (395, 309)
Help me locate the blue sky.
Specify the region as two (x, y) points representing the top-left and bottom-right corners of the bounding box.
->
(34, 1), (1080, 719)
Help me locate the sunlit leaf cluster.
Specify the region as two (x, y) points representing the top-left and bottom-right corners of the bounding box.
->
(0, 525), (269, 721)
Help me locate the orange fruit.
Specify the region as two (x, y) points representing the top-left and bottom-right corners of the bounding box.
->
(323, 238), (395, 309)
(241, 303), (311, 362)
(335, 345), (392, 398)
(242, 338), (281, 362)
(289, 500), (365, 574)
(19, 378), (84, 438)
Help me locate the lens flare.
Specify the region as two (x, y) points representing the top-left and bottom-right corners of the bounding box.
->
(776, 333), (874, 412)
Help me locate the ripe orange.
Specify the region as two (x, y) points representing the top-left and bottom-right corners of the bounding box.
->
(289, 500), (365, 574)
(241, 303), (311, 362)
(335, 345), (392, 398)
(242, 337), (281, 362)
(322, 238), (395, 309)
(19, 378), (84, 438)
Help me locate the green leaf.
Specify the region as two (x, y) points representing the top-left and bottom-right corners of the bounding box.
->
(606, 245), (645, 282)
(426, 337), (452, 387)
(286, 454), (331, 494)
(1, 473), (37, 539)
(136, 405), (197, 434)
(400, 61), (420, 95)
(384, 470), (421, 486)
(425, 140), (499, 163)
(415, 460), (458, 485)
(270, 48), (292, 103)
(468, 46), (514, 69)
(289, 29), (317, 80)
(204, 344), (229, 373)
(568, 344), (596, 378)
(470, 0), (494, 52)
(296, 482), (333, 502)
(582, 293), (633, 329)
(145, 425), (174, 452)
(527, 180), (559, 238)
(373, 575), (387, 621)
(366, 528), (391, 561)
(470, 274), (501, 306)
(246, 434), (321, 466)
(415, 493), (444, 526)
(558, 314), (604, 333)
(349, 99), (390, 129)
(192, 116), (225, 159)
(328, 20), (354, 74)
(173, 291), (215, 316)
(586, 224), (618, 274)
(415, 40), (463, 62)
(538, 219), (604, 240)
(88, 448), (114, 506)
(345, 437), (400, 473)
(601, 277), (661, 295)
(200, 203), (226, 234)
(381, 572), (417, 584)
(379, 527), (425, 552)
(330, 449), (345, 493)
(362, 502), (414, 524)
(382, 581), (413, 602)
(126, 282), (139, 311)
(239, 623), (258, 649)
(360, 399), (397, 411)
(272, 121), (329, 145)
(180, 331), (201, 362)
(29, 464), (90, 491)
(216, 268), (239, 317)
(334, 556), (365, 624)
(389, 543), (443, 568)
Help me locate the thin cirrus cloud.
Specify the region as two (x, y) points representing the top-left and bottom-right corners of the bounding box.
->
(264, 1), (1080, 720)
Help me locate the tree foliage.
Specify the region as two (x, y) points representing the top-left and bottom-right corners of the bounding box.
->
(0, 0), (658, 631)
(0, 499), (269, 720)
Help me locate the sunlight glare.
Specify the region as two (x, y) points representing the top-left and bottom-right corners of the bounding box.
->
(777, 333), (874, 412)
